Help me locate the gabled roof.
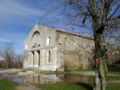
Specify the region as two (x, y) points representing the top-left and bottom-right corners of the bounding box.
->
(56, 29), (93, 40)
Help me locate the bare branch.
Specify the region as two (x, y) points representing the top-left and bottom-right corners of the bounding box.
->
(74, 12), (90, 17)
(111, 14), (120, 18)
(108, 4), (120, 21)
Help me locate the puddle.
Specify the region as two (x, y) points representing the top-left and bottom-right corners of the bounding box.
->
(9, 73), (94, 84)
(9, 73), (120, 85)
(9, 77), (24, 83)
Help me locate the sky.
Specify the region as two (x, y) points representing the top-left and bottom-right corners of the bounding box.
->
(0, 0), (92, 54)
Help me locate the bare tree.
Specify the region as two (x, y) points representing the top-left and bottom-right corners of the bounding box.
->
(0, 43), (15, 68)
(14, 54), (24, 68)
(64, 0), (120, 90)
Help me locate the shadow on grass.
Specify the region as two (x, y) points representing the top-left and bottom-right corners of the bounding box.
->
(75, 83), (93, 90)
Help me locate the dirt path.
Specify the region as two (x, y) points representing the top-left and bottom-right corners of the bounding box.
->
(16, 85), (41, 90)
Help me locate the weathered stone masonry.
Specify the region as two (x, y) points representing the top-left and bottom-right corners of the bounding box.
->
(23, 24), (94, 71)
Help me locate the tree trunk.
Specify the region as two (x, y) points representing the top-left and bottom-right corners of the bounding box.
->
(94, 31), (107, 90)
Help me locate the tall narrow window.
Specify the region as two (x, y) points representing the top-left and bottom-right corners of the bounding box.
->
(48, 50), (51, 62)
(25, 44), (28, 50)
(47, 37), (51, 45)
(38, 51), (40, 66)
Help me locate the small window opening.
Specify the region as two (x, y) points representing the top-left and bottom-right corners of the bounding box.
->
(47, 37), (51, 45)
(48, 50), (51, 62)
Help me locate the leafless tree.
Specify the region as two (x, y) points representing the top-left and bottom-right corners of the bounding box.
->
(0, 43), (24, 68)
(14, 54), (24, 68)
(64, 0), (120, 90)
(0, 43), (15, 68)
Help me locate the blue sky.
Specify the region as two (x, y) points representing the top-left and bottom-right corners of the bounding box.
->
(0, 0), (91, 54)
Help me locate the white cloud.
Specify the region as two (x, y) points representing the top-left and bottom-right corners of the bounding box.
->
(0, 0), (46, 26)
(0, 38), (12, 43)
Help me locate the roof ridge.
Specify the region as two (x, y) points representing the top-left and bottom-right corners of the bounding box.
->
(56, 29), (93, 40)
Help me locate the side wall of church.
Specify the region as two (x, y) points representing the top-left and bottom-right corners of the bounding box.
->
(56, 31), (94, 70)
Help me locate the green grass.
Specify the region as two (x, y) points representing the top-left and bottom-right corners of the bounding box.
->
(0, 68), (20, 70)
(0, 68), (10, 70)
(37, 82), (92, 90)
(37, 82), (120, 90)
(108, 71), (120, 76)
(21, 69), (27, 72)
(0, 80), (18, 90)
(106, 83), (120, 90)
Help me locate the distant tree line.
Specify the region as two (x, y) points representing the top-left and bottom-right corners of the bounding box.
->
(0, 43), (23, 68)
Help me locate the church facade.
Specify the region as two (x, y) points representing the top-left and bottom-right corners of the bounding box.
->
(23, 24), (94, 71)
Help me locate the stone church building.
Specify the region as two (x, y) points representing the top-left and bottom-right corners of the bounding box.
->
(23, 24), (94, 71)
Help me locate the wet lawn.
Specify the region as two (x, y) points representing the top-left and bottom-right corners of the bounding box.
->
(106, 83), (120, 90)
(0, 68), (10, 70)
(0, 80), (18, 90)
(38, 82), (91, 90)
(38, 82), (120, 90)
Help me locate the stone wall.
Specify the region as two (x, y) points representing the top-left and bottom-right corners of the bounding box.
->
(56, 31), (94, 70)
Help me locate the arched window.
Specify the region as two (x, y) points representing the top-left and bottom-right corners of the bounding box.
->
(47, 37), (51, 45)
(32, 31), (41, 48)
(32, 31), (40, 38)
(32, 31), (40, 42)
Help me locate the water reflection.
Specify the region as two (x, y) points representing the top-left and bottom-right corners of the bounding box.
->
(10, 77), (24, 83)
(64, 73), (94, 83)
(22, 74), (63, 84)
(10, 73), (94, 84)
(10, 73), (120, 84)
